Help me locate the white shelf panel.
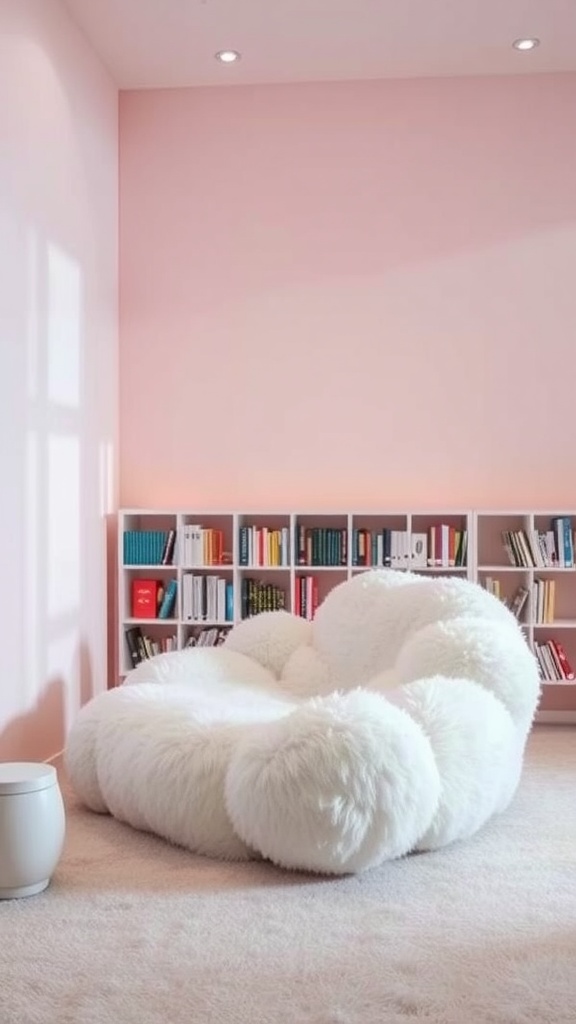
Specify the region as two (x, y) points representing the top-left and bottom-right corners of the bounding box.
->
(296, 565), (348, 572)
(478, 565), (576, 573)
(541, 680), (576, 686)
(237, 565), (291, 571)
(410, 566), (467, 572)
(182, 620), (233, 627)
(533, 620), (576, 629)
(180, 564), (233, 570)
(478, 565), (533, 572)
(532, 567), (576, 573)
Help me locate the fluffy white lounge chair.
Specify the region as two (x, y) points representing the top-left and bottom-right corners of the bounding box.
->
(66, 570), (540, 874)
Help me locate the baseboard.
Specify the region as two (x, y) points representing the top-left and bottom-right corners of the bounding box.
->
(45, 749), (65, 765)
(535, 711), (576, 725)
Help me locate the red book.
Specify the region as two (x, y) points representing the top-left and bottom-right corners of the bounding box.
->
(551, 640), (575, 681)
(131, 579), (160, 619)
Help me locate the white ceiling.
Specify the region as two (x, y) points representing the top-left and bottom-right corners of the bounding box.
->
(63, 0), (576, 90)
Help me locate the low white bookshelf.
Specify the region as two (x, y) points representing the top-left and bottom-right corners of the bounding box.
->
(117, 508), (576, 723)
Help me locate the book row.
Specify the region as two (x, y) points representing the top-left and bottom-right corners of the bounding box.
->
(534, 640), (575, 682)
(127, 576), (297, 621)
(125, 625), (231, 667)
(482, 579), (557, 624)
(502, 519), (574, 569)
(182, 574), (234, 623)
(185, 627), (229, 648)
(124, 626), (177, 667)
(131, 573), (576, 626)
(293, 526), (468, 569)
(122, 525), (469, 569)
(295, 575), (319, 621)
(123, 623), (576, 684)
(123, 530), (175, 566)
(241, 578), (286, 618)
(239, 526), (290, 567)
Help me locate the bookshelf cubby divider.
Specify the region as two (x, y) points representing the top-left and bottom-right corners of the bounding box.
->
(118, 508), (576, 722)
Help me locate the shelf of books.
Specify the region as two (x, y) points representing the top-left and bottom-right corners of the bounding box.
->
(474, 511), (576, 721)
(118, 509), (576, 721)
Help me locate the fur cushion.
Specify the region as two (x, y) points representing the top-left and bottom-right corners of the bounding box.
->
(65, 570), (541, 874)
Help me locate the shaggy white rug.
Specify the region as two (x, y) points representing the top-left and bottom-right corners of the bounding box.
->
(1, 727), (576, 1024)
(66, 571), (541, 873)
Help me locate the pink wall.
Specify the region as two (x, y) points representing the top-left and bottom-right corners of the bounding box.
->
(120, 74), (576, 511)
(0, 0), (118, 761)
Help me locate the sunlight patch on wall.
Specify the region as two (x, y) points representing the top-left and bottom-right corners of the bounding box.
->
(26, 226), (39, 401)
(47, 434), (80, 618)
(24, 429), (40, 703)
(99, 438), (116, 516)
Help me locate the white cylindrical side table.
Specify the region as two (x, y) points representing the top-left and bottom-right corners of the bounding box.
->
(0, 762), (66, 899)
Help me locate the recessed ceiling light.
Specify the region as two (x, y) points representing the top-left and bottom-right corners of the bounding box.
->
(512, 38), (540, 51)
(215, 50), (241, 63)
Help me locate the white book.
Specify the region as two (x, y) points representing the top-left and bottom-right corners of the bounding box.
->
(411, 532), (427, 569)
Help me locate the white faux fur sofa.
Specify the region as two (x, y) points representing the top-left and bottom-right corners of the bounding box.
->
(65, 569), (541, 875)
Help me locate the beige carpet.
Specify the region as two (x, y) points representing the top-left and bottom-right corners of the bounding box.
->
(1, 726), (576, 1024)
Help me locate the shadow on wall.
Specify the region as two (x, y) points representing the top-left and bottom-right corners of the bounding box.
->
(0, 679), (65, 763)
(0, 642), (95, 763)
(0, 679), (65, 761)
